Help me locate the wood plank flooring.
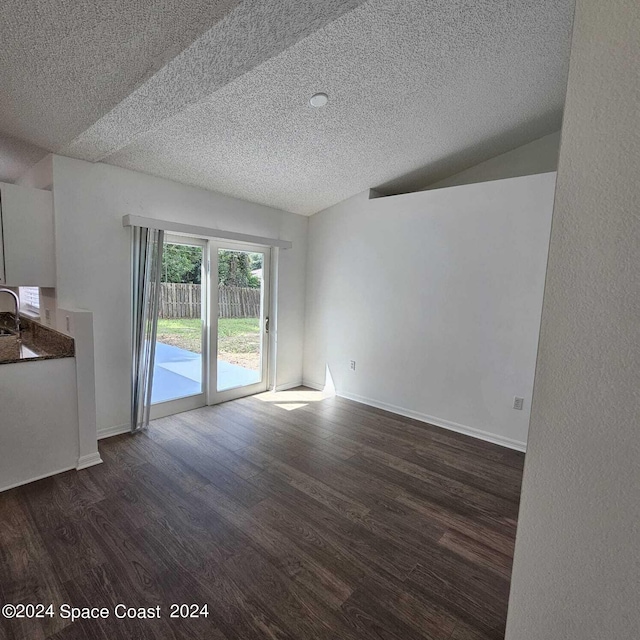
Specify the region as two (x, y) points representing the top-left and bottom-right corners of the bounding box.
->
(0, 389), (524, 640)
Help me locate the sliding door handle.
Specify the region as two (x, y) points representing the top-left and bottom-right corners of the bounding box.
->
(265, 316), (270, 334)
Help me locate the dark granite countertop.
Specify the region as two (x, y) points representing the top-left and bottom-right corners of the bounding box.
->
(0, 313), (74, 365)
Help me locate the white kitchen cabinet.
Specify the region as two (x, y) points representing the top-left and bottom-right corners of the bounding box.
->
(0, 181), (55, 287)
(0, 357), (79, 491)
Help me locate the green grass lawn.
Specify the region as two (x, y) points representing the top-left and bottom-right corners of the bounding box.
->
(217, 317), (260, 337)
(156, 318), (203, 353)
(156, 317), (261, 368)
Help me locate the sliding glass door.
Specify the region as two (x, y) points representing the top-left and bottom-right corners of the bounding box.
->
(151, 236), (270, 417)
(151, 235), (207, 417)
(209, 241), (270, 403)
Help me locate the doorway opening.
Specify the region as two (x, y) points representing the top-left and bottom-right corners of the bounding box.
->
(150, 235), (271, 417)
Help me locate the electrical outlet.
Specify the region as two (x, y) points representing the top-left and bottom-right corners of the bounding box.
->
(65, 315), (71, 334)
(44, 309), (51, 325)
(350, 360), (356, 371)
(513, 396), (524, 411)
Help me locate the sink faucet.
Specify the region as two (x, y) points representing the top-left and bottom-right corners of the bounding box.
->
(0, 288), (21, 334)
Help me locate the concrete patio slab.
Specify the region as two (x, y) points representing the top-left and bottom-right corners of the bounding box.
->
(151, 341), (260, 404)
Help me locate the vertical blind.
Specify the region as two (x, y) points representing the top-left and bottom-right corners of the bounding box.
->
(131, 226), (164, 433)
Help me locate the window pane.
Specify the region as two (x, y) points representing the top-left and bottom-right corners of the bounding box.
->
(151, 241), (204, 404)
(19, 287), (40, 312)
(217, 248), (264, 391)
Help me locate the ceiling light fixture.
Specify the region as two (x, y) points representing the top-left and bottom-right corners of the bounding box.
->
(309, 92), (329, 108)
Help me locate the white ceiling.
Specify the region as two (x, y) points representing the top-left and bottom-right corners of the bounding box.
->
(0, 0), (246, 148)
(0, 0), (574, 214)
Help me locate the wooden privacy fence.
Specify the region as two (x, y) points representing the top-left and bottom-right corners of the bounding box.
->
(159, 283), (200, 318)
(159, 283), (261, 319)
(217, 284), (261, 318)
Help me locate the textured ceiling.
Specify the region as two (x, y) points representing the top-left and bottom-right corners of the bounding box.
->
(0, 0), (242, 150)
(62, 0), (370, 161)
(0, 0), (574, 214)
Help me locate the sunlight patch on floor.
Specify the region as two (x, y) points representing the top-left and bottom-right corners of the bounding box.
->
(274, 402), (309, 411)
(255, 389), (333, 402)
(254, 388), (334, 411)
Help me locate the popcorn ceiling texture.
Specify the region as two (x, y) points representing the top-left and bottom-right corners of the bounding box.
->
(0, 0), (243, 149)
(0, 0), (573, 213)
(104, 0), (574, 214)
(62, 0), (369, 162)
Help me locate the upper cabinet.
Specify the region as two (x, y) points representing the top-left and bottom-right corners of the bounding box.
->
(0, 182), (55, 287)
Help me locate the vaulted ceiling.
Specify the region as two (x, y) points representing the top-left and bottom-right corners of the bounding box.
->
(0, 0), (574, 214)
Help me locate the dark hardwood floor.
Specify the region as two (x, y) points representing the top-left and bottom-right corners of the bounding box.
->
(0, 389), (524, 640)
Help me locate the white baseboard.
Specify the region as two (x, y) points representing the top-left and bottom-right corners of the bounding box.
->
(94, 387), (525, 451)
(335, 390), (527, 452)
(274, 380), (304, 392)
(1, 465), (76, 493)
(301, 379), (325, 391)
(76, 452), (103, 470)
(97, 423), (130, 440)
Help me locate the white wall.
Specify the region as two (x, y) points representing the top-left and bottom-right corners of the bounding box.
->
(426, 131), (560, 190)
(0, 358), (79, 491)
(60, 308), (101, 470)
(15, 153), (53, 190)
(51, 155), (308, 434)
(14, 155), (58, 327)
(303, 173), (556, 449)
(505, 0), (640, 637)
